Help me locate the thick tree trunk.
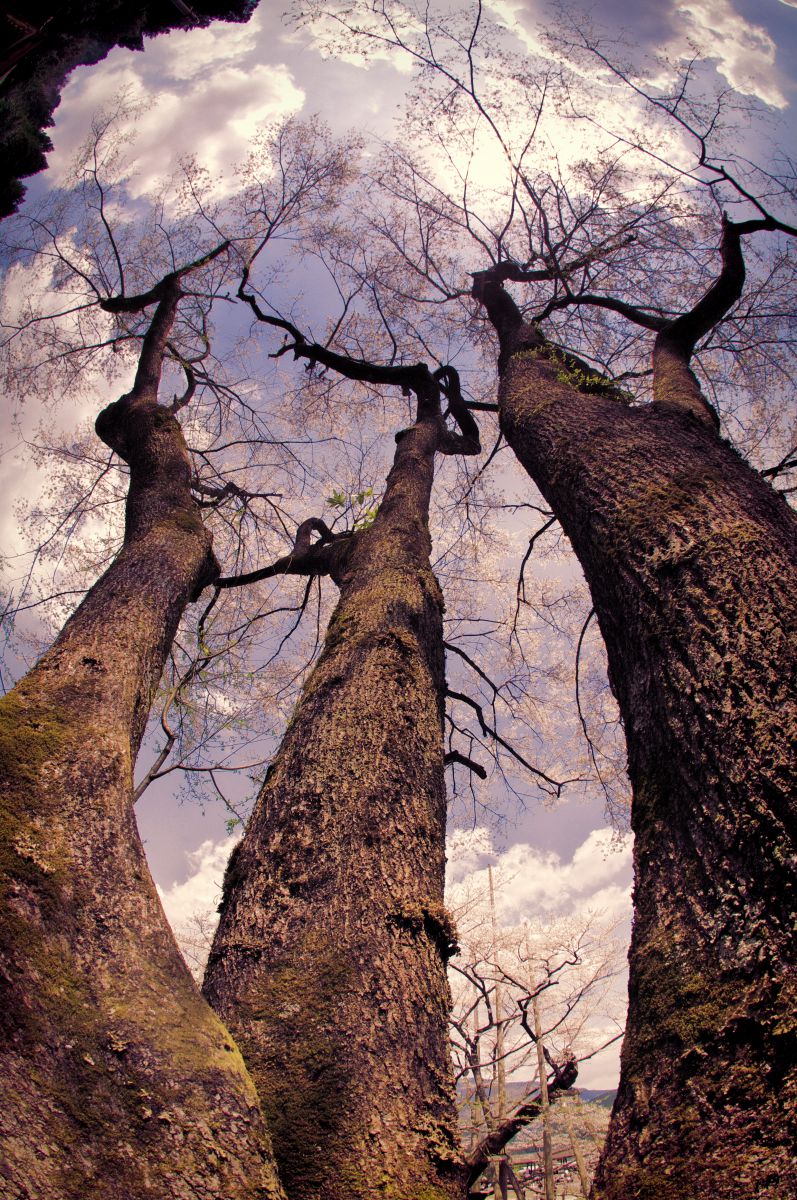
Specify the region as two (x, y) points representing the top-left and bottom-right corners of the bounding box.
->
(204, 414), (466, 1200)
(494, 339), (797, 1198)
(0, 389), (285, 1197)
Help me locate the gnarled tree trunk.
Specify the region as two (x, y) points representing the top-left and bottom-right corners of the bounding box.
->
(485, 305), (797, 1198)
(0, 289), (285, 1199)
(204, 396), (472, 1200)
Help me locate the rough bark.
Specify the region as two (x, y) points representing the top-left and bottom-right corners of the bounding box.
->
(204, 401), (470, 1200)
(488, 322), (797, 1198)
(0, 296), (285, 1198)
(0, 0), (257, 216)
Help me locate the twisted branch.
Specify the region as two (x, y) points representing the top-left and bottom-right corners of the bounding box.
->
(215, 518), (351, 589)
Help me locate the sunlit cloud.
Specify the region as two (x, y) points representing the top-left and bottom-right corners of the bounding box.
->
(148, 12), (264, 80)
(446, 825), (633, 926)
(45, 12), (305, 197)
(675, 0), (787, 108)
(158, 834), (237, 930)
(484, 0), (549, 58)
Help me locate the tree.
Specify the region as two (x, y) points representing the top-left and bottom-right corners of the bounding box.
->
(0, 111), (356, 1199)
(0, 242), (289, 1198)
(473, 218), (797, 1200)
(202, 314), (483, 1198)
(448, 869), (624, 1195)
(285, 4), (797, 1193)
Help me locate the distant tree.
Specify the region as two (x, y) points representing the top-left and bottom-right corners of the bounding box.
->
(449, 869), (624, 1194)
(0, 236), (291, 1198)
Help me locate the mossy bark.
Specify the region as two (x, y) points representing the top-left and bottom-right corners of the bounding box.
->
(204, 413), (466, 1200)
(494, 341), (797, 1198)
(0, 383), (285, 1197)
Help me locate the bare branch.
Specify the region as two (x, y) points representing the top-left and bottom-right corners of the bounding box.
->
(444, 749), (487, 779)
(215, 518), (352, 589)
(464, 1057), (579, 1186)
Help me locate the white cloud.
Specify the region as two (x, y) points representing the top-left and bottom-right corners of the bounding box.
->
(45, 13), (305, 198)
(491, 0), (787, 110)
(157, 833), (238, 931)
(446, 824), (496, 884)
(675, 0), (787, 108)
(157, 823), (632, 958)
(484, 0), (550, 59)
(446, 825), (633, 927)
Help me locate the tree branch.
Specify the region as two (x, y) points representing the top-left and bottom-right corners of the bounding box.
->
(464, 1057), (578, 1187)
(445, 688), (566, 793)
(215, 518), (352, 589)
(99, 240), (231, 313)
(238, 270), (431, 392)
(662, 214), (768, 358)
(444, 750), (487, 779)
(761, 448), (797, 481)
(238, 277), (481, 457)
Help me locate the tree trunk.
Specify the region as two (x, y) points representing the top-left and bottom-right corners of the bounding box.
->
(492, 334), (797, 1198)
(533, 998), (555, 1200)
(562, 1101), (591, 1199)
(204, 412), (466, 1200)
(0, 383), (285, 1197)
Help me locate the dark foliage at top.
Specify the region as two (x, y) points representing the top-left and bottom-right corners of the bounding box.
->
(0, 0), (258, 215)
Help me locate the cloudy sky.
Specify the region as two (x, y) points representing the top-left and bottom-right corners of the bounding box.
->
(4, 0), (797, 1091)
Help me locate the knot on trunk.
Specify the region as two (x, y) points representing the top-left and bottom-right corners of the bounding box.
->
(95, 396), (132, 460)
(388, 901), (459, 961)
(190, 543), (221, 601)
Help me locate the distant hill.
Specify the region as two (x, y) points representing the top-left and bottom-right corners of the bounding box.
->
(458, 1078), (616, 1110)
(577, 1089), (616, 1109)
